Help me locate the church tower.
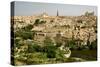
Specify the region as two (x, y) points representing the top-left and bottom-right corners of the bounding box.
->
(57, 9), (59, 16)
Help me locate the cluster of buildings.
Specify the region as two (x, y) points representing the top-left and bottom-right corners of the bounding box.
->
(12, 11), (97, 46)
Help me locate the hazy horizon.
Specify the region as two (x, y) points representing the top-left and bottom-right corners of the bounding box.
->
(12, 1), (97, 16)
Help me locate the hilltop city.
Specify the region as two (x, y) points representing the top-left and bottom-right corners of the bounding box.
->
(11, 10), (97, 65)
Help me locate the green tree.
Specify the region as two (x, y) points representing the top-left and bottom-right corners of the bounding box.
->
(34, 19), (40, 25)
(34, 19), (46, 26)
(23, 24), (33, 31)
(43, 36), (56, 58)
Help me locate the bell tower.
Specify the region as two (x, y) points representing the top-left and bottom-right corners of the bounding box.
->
(57, 9), (59, 16)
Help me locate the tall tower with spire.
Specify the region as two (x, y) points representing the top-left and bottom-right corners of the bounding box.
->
(57, 9), (59, 16)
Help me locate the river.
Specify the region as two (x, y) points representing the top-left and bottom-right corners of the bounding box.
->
(71, 49), (97, 61)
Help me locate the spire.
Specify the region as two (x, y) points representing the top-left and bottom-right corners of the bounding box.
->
(57, 9), (59, 16)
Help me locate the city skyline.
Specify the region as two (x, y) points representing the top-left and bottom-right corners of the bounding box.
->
(13, 1), (97, 16)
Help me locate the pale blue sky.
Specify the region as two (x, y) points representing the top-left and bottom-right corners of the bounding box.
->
(14, 1), (97, 16)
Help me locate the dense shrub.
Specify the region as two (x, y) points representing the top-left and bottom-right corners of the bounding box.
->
(22, 24), (33, 31)
(44, 45), (56, 58)
(28, 43), (42, 53)
(89, 40), (97, 50)
(15, 30), (34, 40)
(66, 40), (77, 50)
(34, 19), (40, 25)
(55, 48), (65, 61)
(26, 52), (47, 64)
(34, 19), (46, 26)
(43, 36), (57, 58)
(40, 20), (46, 24)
